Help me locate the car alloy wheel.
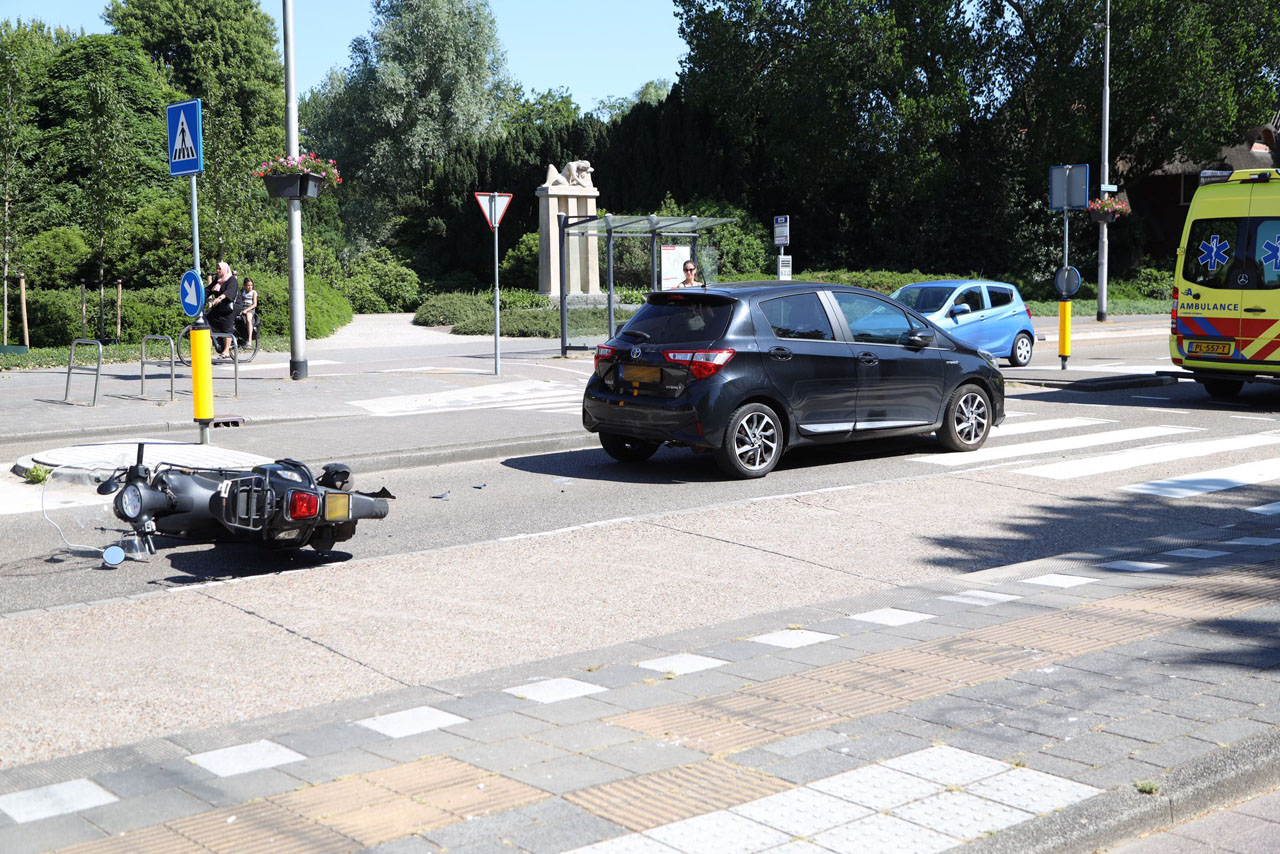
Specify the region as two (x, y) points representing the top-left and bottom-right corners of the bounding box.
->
(716, 402), (782, 478)
(1010, 332), (1033, 367)
(940, 383), (991, 451)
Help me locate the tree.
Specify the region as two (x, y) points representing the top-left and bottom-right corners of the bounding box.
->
(304, 0), (509, 245)
(106, 0), (285, 264)
(0, 20), (57, 338)
(591, 78), (672, 122)
(502, 87), (579, 129)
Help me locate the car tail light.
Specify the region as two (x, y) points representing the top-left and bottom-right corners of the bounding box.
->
(1170, 286), (1178, 334)
(286, 489), (319, 520)
(1025, 305), (1032, 321)
(663, 349), (735, 379)
(595, 344), (616, 370)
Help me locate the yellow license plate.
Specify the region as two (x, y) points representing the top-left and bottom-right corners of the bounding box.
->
(621, 365), (660, 382)
(1188, 340), (1233, 356)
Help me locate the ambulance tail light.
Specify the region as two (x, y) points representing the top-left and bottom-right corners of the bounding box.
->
(1171, 286), (1178, 334)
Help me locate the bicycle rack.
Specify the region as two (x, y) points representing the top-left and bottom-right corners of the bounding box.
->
(211, 332), (239, 397)
(140, 335), (176, 401)
(64, 339), (103, 406)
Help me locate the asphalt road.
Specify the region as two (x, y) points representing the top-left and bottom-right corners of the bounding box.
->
(6, 327), (1280, 616)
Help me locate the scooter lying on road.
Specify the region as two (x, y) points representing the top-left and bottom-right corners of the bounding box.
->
(42, 443), (393, 566)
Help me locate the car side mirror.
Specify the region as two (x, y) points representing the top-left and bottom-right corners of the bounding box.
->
(949, 303), (972, 318)
(903, 328), (935, 349)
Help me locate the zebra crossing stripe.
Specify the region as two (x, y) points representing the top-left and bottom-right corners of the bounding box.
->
(990, 417), (1112, 437)
(1016, 432), (1280, 480)
(915, 425), (1197, 467)
(348, 381), (580, 416)
(1121, 456), (1280, 499)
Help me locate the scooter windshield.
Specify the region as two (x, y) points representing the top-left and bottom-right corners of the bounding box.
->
(41, 464), (148, 566)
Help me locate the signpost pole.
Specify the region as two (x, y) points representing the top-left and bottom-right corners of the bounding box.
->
(1060, 199), (1071, 371)
(492, 196), (501, 377)
(1097, 0), (1111, 322)
(187, 144), (213, 443)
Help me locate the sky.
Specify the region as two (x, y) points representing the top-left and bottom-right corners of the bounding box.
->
(9, 0), (690, 111)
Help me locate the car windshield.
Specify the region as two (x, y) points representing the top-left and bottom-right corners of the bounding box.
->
(620, 294), (735, 344)
(892, 286), (954, 314)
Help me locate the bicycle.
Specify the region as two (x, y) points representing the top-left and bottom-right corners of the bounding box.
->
(176, 312), (258, 367)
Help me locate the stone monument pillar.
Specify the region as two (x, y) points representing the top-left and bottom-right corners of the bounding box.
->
(537, 160), (601, 300)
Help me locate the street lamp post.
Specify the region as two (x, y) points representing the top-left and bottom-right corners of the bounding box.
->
(1096, 0), (1111, 322)
(282, 0), (308, 379)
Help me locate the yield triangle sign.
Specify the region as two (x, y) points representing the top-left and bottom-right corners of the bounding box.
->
(474, 192), (513, 231)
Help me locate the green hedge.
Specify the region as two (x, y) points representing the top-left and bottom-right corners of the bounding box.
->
(14, 276), (352, 349)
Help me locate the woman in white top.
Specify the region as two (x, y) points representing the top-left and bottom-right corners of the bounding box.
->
(679, 261), (701, 288)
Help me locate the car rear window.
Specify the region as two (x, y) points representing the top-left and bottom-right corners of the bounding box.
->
(620, 294), (735, 344)
(893, 286), (953, 313)
(760, 293), (835, 341)
(1183, 217), (1245, 288)
(988, 287), (1015, 307)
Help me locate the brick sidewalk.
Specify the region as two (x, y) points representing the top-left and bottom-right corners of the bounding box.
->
(4, 529), (1280, 853)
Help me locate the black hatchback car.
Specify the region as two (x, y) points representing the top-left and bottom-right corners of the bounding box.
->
(582, 282), (1005, 478)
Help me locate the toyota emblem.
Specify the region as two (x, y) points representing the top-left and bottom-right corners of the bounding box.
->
(630, 347), (642, 359)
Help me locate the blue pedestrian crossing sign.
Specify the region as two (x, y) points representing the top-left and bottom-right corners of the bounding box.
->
(180, 270), (204, 318)
(167, 99), (203, 177)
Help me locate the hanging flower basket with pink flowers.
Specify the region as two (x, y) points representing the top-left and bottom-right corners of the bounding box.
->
(1087, 196), (1130, 223)
(257, 153), (342, 200)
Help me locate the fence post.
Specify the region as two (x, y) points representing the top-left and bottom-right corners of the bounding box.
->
(79, 279), (86, 338)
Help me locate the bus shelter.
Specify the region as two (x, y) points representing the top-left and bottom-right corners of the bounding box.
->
(557, 213), (736, 356)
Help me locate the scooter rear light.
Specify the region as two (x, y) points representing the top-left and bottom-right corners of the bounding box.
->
(595, 344), (615, 370)
(323, 492), (351, 522)
(663, 349), (735, 379)
(286, 489), (319, 520)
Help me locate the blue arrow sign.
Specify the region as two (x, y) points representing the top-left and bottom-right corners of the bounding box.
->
(180, 270), (204, 318)
(167, 99), (203, 177)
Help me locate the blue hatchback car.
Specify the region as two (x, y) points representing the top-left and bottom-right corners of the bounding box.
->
(891, 280), (1036, 367)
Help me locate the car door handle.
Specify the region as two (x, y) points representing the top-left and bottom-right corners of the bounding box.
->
(1245, 307), (1267, 313)
(769, 346), (792, 361)
(858, 352), (879, 365)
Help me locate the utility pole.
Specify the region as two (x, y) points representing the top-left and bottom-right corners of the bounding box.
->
(282, 0), (308, 379)
(1096, 0), (1112, 322)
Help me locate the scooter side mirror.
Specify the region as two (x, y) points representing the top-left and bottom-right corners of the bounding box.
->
(97, 477), (120, 495)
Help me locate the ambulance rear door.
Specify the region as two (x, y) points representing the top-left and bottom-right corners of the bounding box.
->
(1238, 178), (1280, 364)
(1177, 188), (1246, 365)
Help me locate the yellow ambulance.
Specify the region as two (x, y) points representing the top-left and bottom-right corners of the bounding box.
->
(1170, 167), (1280, 397)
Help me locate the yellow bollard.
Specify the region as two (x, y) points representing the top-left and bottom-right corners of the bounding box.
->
(191, 321), (214, 441)
(1058, 299), (1072, 370)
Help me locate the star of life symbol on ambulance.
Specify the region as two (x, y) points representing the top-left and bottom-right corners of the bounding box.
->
(1199, 235), (1231, 271)
(1263, 238), (1280, 273)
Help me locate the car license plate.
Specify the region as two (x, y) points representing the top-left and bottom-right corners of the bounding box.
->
(1188, 340), (1233, 356)
(620, 364), (660, 383)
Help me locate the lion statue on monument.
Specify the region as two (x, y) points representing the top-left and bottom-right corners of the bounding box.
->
(542, 160), (595, 189)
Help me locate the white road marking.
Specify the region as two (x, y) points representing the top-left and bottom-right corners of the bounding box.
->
(1121, 456), (1280, 499)
(230, 359), (340, 371)
(1248, 500), (1280, 515)
(1132, 395), (1170, 400)
(349, 380), (583, 416)
(989, 417), (1112, 437)
(1232, 415), (1276, 421)
(1002, 410), (1034, 418)
(915, 425), (1198, 467)
(376, 366), (491, 374)
(1015, 433), (1280, 480)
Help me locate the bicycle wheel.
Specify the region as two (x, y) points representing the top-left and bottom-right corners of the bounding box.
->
(235, 314), (258, 363)
(176, 325), (193, 367)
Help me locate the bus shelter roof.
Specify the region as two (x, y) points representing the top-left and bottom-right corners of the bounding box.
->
(564, 215), (736, 236)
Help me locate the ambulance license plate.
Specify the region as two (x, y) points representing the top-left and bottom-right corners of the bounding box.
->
(620, 364), (660, 382)
(1188, 340), (1233, 356)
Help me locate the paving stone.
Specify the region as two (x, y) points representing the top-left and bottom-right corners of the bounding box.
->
(532, 722), (640, 754)
(1053, 687), (1163, 718)
(1042, 731), (1145, 765)
(731, 787), (873, 836)
(505, 809), (627, 854)
(591, 739), (705, 774)
(1009, 666), (1117, 692)
(79, 786), (209, 835)
(1169, 804), (1276, 846)
(1169, 657), (1265, 685)
(837, 730), (931, 762)
(361, 836), (444, 854)
(442, 712), (552, 743)
(949, 680), (1066, 711)
(870, 713), (948, 740)
(1018, 751), (1094, 783)
(883, 746), (1010, 785)
(1235, 787), (1280, 821)
(1208, 678), (1280, 706)
(1134, 735), (1220, 769)
(1158, 693), (1256, 723)
(763, 748), (864, 784)
(722, 748), (784, 772)
(273, 722), (388, 758)
(579, 665), (664, 689)
(446, 839), (528, 854)
(825, 632), (919, 652)
(451, 738), (569, 772)
(179, 767), (301, 807)
(814, 812), (958, 854)
(1060, 652), (1153, 679)
(695, 641), (775, 662)
(94, 760), (214, 799)
(594, 685), (691, 711)
(999, 704), (1110, 739)
(0, 814), (105, 854)
(0, 778), (118, 823)
(1190, 717), (1274, 746)
(521, 696), (620, 725)
(1075, 757), (1167, 789)
(1245, 704), (1280, 725)
(967, 767), (1102, 814)
(1117, 673), (1205, 702)
(505, 755), (632, 795)
(279, 747), (395, 784)
(942, 723), (1052, 761)
(891, 790), (1031, 839)
(878, 621), (961, 641)
(1102, 712), (1196, 744)
(718, 656), (811, 682)
(902, 695), (1004, 728)
(361, 729), (475, 762)
(432, 691), (532, 719)
(930, 610), (1011, 630)
(760, 729), (848, 757)
(774, 643), (867, 667)
(185, 739), (305, 777)
(662, 669), (752, 698)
